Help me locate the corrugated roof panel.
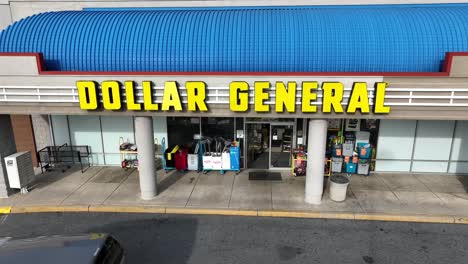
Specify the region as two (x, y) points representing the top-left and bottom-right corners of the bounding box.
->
(1, 5), (468, 72)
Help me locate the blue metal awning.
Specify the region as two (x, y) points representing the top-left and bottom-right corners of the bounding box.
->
(1, 5), (468, 72)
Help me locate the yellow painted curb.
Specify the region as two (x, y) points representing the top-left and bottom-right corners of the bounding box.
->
(166, 207), (258, 216)
(258, 210), (355, 220)
(10, 206), (89, 214)
(354, 213), (455, 224)
(5, 204), (468, 225)
(89, 206), (165, 214)
(453, 217), (468, 224)
(0, 206), (11, 214)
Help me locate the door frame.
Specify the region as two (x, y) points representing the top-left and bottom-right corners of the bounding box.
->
(244, 120), (295, 170)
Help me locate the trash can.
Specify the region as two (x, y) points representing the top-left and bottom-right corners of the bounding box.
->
(329, 174), (350, 202)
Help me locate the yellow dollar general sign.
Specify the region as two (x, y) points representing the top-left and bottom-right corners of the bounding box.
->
(77, 80), (390, 114)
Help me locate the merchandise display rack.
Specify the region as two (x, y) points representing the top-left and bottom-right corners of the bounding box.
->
(119, 137), (160, 170)
(202, 138), (241, 175)
(161, 137), (176, 173)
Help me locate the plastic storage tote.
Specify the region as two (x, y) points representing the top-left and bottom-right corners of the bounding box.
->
(175, 149), (188, 171)
(203, 153), (213, 169)
(332, 144), (342, 157)
(222, 152), (231, 170)
(164, 145), (179, 168)
(331, 157), (343, 172)
(187, 154), (199, 171)
(357, 160), (370, 175)
(342, 143), (354, 157)
(346, 162), (357, 174)
(357, 143), (372, 159)
(230, 146), (240, 170)
(211, 154), (222, 170)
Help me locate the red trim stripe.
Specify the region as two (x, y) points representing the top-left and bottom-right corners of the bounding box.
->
(1, 52), (467, 77)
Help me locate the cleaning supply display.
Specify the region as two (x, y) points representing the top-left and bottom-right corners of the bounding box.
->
(222, 151), (231, 170)
(230, 146), (240, 170)
(331, 157), (343, 172)
(187, 141), (201, 171)
(164, 145), (179, 168)
(342, 143), (354, 157)
(188, 154), (199, 171)
(325, 119), (379, 177)
(202, 138), (213, 170)
(211, 138), (223, 170)
(160, 137), (178, 172)
(332, 144), (342, 157)
(358, 159), (370, 175)
(357, 143), (372, 159)
(346, 162), (357, 174)
(201, 137), (241, 174)
(175, 148), (188, 171)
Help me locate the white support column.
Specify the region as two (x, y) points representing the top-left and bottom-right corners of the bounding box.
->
(135, 116), (157, 200)
(305, 119), (328, 205)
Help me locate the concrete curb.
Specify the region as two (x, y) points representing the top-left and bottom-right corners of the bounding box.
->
(1, 205), (467, 224)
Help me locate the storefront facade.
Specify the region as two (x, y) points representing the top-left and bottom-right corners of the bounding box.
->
(1, 4), (468, 203)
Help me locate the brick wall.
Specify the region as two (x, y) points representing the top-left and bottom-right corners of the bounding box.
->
(10, 115), (37, 166)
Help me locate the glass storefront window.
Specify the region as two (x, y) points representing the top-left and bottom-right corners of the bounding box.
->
(246, 117), (295, 122)
(201, 117), (234, 140)
(167, 117), (200, 148)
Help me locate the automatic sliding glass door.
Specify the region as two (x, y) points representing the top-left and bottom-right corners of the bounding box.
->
(246, 123), (270, 169)
(270, 124), (293, 168)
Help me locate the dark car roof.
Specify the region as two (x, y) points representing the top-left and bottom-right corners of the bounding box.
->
(0, 234), (108, 264)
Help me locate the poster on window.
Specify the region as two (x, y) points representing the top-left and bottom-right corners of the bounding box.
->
(236, 130), (244, 139)
(345, 119), (361, 131)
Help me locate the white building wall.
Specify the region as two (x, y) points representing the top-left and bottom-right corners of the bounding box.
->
(0, 4), (12, 31)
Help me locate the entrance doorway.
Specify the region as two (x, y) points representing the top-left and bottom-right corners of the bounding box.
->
(246, 121), (294, 169)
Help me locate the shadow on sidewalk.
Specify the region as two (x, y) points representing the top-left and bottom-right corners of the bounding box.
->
(456, 175), (468, 193)
(87, 215), (198, 263)
(157, 170), (189, 194)
(25, 166), (85, 192)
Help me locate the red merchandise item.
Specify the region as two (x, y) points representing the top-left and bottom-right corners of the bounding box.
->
(175, 149), (189, 170)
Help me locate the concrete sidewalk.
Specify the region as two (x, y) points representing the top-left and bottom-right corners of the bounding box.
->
(1, 166), (468, 223)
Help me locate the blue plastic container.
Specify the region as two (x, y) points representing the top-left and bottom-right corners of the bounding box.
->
(346, 162), (357, 174)
(332, 144), (342, 157)
(230, 146), (240, 170)
(357, 143), (372, 159)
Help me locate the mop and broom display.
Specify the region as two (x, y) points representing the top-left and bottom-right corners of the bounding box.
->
(162, 136), (240, 175)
